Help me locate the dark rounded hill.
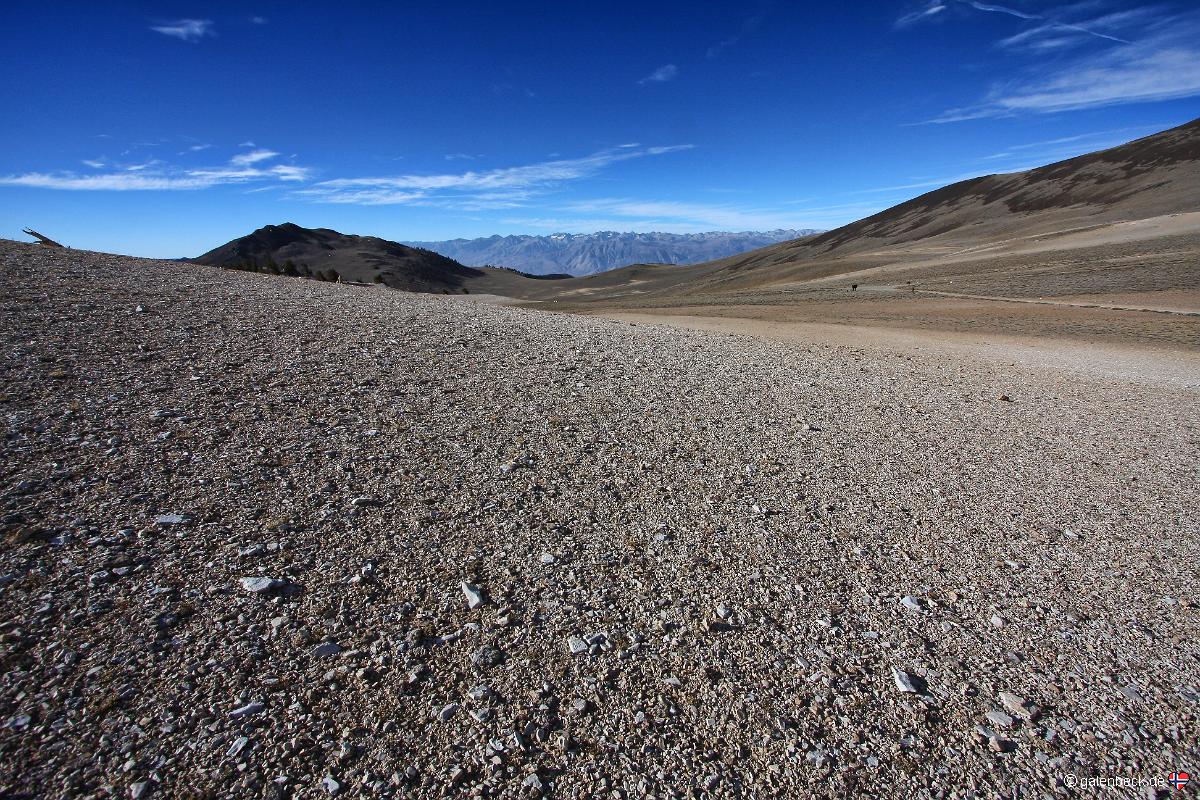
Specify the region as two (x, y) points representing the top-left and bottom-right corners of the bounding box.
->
(193, 223), (485, 293)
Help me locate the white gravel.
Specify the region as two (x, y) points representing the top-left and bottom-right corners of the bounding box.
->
(0, 240), (1198, 798)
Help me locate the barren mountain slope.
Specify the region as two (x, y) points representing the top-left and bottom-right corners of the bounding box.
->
(725, 116), (1200, 268)
(511, 118), (1200, 303)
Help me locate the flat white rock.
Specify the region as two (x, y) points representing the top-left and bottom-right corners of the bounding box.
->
(892, 667), (921, 694)
(240, 577), (283, 594)
(461, 581), (486, 609)
(230, 701), (264, 718)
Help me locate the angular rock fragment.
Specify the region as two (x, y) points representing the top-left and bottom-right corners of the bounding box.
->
(892, 668), (925, 694)
(461, 581), (486, 609)
(229, 701), (264, 718)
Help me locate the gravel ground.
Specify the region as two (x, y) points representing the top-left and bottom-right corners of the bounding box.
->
(1, 240), (1198, 799)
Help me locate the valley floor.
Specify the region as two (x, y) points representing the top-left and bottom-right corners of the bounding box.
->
(1, 241), (1198, 798)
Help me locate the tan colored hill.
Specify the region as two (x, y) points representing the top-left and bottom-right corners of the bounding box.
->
(505, 117), (1200, 304)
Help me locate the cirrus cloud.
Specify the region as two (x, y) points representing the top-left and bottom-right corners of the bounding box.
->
(637, 64), (678, 85)
(0, 147), (309, 191)
(299, 144), (694, 207)
(150, 19), (214, 42)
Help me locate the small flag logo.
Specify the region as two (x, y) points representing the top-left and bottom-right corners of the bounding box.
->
(1169, 772), (1190, 791)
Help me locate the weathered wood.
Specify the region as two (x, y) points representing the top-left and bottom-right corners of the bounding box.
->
(22, 228), (64, 247)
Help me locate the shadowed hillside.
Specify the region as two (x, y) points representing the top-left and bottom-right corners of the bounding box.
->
(194, 223), (486, 293)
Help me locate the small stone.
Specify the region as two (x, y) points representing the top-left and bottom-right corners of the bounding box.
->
(468, 684), (492, 701)
(892, 668), (924, 694)
(715, 604), (733, 620)
(461, 582), (486, 610)
(240, 577), (284, 594)
(988, 737), (1016, 753)
(154, 514), (186, 526)
(523, 773), (543, 790)
(130, 782), (151, 799)
(900, 596), (923, 612)
(989, 614), (1005, 628)
(313, 642), (343, 658)
(539, 552), (556, 564)
(998, 691), (1036, 720)
(321, 775), (341, 795)
(568, 637), (587, 655)
(230, 701), (264, 718)
(985, 711), (1015, 728)
(227, 735), (249, 757)
(470, 646), (503, 667)
(439, 703), (460, 722)
(1119, 684), (1144, 702)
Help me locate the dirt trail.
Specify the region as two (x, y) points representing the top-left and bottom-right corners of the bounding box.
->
(592, 310), (1200, 390)
(910, 288), (1200, 316)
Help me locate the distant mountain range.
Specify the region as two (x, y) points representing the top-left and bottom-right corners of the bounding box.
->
(405, 230), (822, 276)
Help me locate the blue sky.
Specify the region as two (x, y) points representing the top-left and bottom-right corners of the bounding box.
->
(1, 1), (1198, 257)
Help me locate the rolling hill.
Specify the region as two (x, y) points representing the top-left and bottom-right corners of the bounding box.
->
(193, 223), (487, 293)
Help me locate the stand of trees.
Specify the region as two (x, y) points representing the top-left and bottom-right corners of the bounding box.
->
(224, 258), (340, 283)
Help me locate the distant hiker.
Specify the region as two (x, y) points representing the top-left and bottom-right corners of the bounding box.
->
(851, 284), (858, 291)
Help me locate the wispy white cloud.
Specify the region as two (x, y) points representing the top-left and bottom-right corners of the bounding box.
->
(81, 159), (106, 169)
(895, 3), (947, 28)
(981, 124), (1165, 159)
(1, 173), (219, 191)
(994, 8), (1155, 51)
(707, 6), (771, 58)
(444, 153), (480, 161)
(150, 19), (214, 42)
(638, 64), (678, 85)
(300, 144), (694, 206)
(0, 148), (308, 191)
(899, 0), (1142, 46)
(231, 148), (281, 166)
(250, 16), (268, 25)
(962, 1), (1039, 21)
(923, 9), (1200, 121)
